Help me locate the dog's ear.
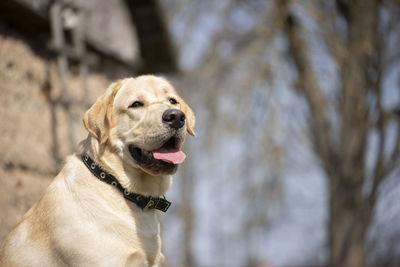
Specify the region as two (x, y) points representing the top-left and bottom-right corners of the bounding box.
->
(177, 96), (196, 136)
(83, 81), (123, 144)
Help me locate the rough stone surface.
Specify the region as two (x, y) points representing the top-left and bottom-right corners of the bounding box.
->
(0, 28), (113, 243)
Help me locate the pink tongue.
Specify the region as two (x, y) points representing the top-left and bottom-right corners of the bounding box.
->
(153, 148), (186, 164)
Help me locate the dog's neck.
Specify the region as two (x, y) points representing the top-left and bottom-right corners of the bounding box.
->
(80, 135), (172, 197)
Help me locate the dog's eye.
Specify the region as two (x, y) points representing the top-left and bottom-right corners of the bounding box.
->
(129, 101), (144, 108)
(169, 98), (178, 105)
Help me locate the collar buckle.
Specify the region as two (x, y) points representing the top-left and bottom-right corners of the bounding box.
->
(144, 197), (156, 210)
(143, 196), (171, 212)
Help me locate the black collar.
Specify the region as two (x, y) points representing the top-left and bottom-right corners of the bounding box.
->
(81, 154), (171, 212)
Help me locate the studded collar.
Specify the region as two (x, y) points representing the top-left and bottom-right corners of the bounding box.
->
(81, 154), (171, 212)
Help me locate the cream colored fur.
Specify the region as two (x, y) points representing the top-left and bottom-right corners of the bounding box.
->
(0, 75), (195, 267)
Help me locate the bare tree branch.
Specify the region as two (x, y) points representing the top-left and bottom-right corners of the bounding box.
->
(275, 0), (336, 176)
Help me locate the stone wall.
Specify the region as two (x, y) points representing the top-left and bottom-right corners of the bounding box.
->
(0, 27), (115, 241)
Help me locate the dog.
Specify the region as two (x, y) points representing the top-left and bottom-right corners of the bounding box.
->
(0, 75), (195, 267)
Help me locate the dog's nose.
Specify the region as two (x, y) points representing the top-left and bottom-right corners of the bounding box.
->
(162, 109), (185, 130)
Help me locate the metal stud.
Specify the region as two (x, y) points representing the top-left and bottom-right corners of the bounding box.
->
(91, 163), (96, 169)
(111, 181), (117, 187)
(124, 189), (130, 195)
(136, 195), (142, 201)
(100, 172), (106, 179)
(84, 155), (88, 161)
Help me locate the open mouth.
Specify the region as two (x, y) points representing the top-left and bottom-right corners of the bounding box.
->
(129, 136), (186, 174)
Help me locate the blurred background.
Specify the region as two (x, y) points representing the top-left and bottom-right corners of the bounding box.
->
(1, 0), (400, 266)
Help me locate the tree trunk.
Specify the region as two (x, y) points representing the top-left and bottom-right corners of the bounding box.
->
(328, 175), (372, 267)
(276, 0), (384, 266)
(329, 1), (377, 266)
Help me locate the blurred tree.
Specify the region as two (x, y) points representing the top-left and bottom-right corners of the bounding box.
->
(162, 0), (400, 265)
(275, 0), (400, 266)
(162, 1), (285, 266)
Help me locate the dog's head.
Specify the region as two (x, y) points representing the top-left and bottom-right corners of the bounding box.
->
(83, 75), (195, 175)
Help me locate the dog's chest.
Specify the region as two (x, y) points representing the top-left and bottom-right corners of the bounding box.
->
(101, 203), (163, 264)
(129, 205), (162, 250)
(52, 183), (163, 265)
(98, 201), (161, 243)
(56, 205), (162, 266)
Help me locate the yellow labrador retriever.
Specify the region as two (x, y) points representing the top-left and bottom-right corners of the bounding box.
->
(0, 75), (195, 267)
